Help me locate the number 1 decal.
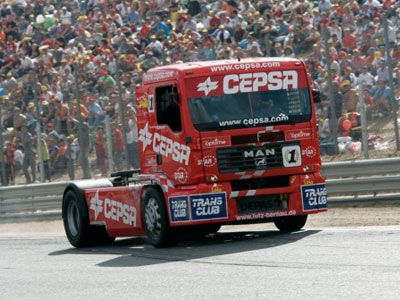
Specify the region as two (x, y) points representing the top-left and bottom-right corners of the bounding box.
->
(282, 145), (301, 167)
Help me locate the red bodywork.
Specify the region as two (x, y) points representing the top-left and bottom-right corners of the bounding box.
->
(84, 58), (326, 237)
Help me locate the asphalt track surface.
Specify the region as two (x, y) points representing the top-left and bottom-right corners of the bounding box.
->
(1, 222), (400, 299)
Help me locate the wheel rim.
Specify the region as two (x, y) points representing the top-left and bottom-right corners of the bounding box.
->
(144, 197), (162, 238)
(67, 200), (80, 237)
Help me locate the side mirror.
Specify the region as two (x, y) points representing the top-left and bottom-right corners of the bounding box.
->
(312, 89), (321, 103)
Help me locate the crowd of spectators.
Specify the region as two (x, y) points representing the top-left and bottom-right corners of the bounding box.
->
(0, 0), (399, 184)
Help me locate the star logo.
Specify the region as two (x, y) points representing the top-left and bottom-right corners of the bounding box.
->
(138, 122), (153, 151)
(89, 190), (103, 220)
(197, 77), (218, 96)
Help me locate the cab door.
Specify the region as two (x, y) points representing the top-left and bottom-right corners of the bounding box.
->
(139, 82), (203, 186)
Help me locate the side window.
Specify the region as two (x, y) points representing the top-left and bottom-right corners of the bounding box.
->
(155, 85), (182, 132)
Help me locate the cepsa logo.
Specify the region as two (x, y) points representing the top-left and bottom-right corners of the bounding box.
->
(139, 123), (191, 165)
(223, 71), (298, 94)
(89, 191), (137, 226)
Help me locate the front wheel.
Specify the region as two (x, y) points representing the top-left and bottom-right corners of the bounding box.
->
(274, 215), (308, 232)
(142, 188), (177, 248)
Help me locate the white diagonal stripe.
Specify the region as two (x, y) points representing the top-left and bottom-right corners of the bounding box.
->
(230, 191), (239, 198)
(246, 190), (256, 196)
(254, 170), (265, 176)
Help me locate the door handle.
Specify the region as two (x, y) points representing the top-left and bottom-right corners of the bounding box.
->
(185, 136), (192, 144)
(156, 154), (162, 165)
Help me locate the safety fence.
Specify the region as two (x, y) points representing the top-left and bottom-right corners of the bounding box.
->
(322, 157), (400, 205)
(1, 157), (400, 222)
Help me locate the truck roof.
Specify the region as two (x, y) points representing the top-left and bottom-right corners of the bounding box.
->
(142, 57), (305, 84)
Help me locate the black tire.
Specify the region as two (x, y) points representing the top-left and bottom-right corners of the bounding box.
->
(274, 215), (308, 232)
(142, 187), (177, 248)
(63, 190), (115, 247)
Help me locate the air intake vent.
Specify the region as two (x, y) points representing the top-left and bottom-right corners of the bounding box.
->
(231, 132), (285, 145)
(231, 176), (290, 191)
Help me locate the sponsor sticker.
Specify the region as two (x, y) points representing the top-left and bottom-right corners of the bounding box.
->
(169, 192), (228, 222)
(138, 122), (191, 165)
(187, 69), (309, 98)
(223, 71), (298, 94)
(212, 184), (223, 193)
(303, 178), (314, 185)
(282, 145), (302, 167)
(89, 191), (137, 226)
(143, 70), (175, 82)
(197, 155), (217, 167)
(236, 195), (286, 215)
(285, 129), (312, 141)
(202, 136), (231, 148)
(169, 195), (190, 222)
(302, 146), (316, 158)
(236, 210), (296, 221)
(301, 183), (327, 212)
(210, 62), (281, 73)
(137, 96), (149, 109)
(174, 167), (188, 184)
(189, 192), (228, 221)
(218, 114), (289, 127)
(144, 155), (157, 167)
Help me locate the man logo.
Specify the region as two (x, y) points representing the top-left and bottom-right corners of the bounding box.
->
(244, 148), (276, 158)
(255, 157), (267, 166)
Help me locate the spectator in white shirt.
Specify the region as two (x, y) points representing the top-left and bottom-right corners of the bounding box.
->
(358, 65), (375, 87)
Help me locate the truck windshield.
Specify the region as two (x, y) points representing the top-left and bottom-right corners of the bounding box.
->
(188, 88), (312, 131)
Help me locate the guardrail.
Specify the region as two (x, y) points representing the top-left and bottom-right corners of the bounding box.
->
(322, 157), (400, 205)
(1, 157), (400, 221)
(0, 181), (68, 222)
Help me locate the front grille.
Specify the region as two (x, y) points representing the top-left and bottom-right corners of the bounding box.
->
(231, 176), (290, 191)
(217, 143), (285, 173)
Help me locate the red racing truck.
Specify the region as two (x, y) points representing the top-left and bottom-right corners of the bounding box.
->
(62, 58), (327, 248)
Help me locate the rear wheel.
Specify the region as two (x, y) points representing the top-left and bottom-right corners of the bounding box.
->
(142, 188), (177, 248)
(274, 215), (307, 232)
(63, 190), (115, 247)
